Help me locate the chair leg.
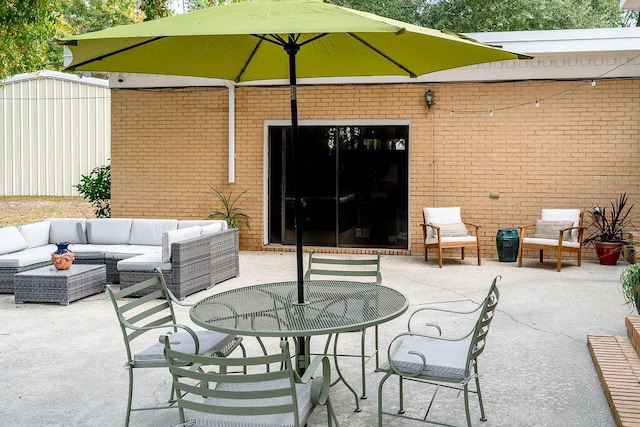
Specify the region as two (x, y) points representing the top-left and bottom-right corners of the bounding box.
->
(577, 247), (582, 266)
(539, 249), (544, 262)
(424, 246), (429, 262)
(557, 247), (563, 272)
(464, 383), (472, 427)
(360, 329), (367, 399)
(517, 244), (523, 267)
(461, 247), (465, 260)
(125, 366), (134, 427)
(476, 242), (482, 266)
(374, 325), (380, 371)
(475, 362), (487, 422)
(437, 245), (443, 268)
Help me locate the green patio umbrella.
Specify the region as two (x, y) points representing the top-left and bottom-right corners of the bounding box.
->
(61, 0), (530, 307)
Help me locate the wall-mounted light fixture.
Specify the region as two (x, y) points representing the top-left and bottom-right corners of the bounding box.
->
(425, 89), (435, 110)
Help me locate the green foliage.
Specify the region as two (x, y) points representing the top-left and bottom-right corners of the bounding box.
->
(584, 193), (635, 245)
(327, 0), (423, 23)
(414, 0), (622, 32)
(140, 0), (171, 21)
(620, 263), (640, 311)
(75, 164), (111, 218)
(207, 186), (250, 230)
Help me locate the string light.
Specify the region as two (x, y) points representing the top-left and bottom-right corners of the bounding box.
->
(591, 80), (597, 87)
(489, 110), (494, 117)
(535, 101), (539, 108)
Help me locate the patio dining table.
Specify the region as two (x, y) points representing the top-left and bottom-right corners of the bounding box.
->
(190, 280), (408, 412)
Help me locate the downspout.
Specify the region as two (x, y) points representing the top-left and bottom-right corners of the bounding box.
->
(223, 81), (235, 183)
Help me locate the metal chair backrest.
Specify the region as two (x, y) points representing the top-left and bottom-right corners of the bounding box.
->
(106, 272), (178, 363)
(467, 276), (500, 368)
(304, 249), (382, 284)
(164, 338), (306, 426)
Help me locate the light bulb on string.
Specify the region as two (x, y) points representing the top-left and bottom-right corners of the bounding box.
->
(535, 101), (539, 108)
(489, 110), (494, 117)
(591, 80), (596, 87)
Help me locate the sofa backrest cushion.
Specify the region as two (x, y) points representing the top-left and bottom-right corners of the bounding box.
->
(0, 226), (29, 254)
(18, 221), (51, 248)
(178, 220), (228, 230)
(162, 227), (202, 262)
(46, 218), (88, 244)
(87, 218), (133, 244)
(129, 219), (178, 246)
(201, 222), (224, 235)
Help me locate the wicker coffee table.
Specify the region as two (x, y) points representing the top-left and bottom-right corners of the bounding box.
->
(14, 264), (107, 305)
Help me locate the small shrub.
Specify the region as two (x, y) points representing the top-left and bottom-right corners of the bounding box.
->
(207, 186), (250, 230)
(75, 164), (111, 218)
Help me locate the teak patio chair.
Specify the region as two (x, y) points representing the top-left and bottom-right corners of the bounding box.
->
(517, 209), (584, 272)
(106, 268), (243, 427)
(163, 337), (340, 427)
(378, 276), (500, 427)
(304, 249), (382, 403)
(422, 207), (482, 268)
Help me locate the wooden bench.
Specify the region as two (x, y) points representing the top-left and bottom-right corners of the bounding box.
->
(587, 315), (640, 427)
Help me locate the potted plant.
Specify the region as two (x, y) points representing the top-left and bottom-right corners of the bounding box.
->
(620, 263), (640, 314)
(583, 193), (635, 265)
(207, 186), (250, 230)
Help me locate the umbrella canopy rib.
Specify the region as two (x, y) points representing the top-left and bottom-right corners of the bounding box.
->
(348, 32), (417, 78)
(67, 37), (166, 69)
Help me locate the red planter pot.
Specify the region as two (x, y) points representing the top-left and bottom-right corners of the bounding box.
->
(594, 241), (623, 265)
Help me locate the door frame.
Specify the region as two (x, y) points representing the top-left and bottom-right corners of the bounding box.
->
(263, 119), (412, 249)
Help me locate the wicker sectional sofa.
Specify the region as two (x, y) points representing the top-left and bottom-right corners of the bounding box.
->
(0, 218), (239, 299)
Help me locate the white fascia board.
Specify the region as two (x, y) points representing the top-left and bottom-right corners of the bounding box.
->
(467, 27), (640, 55)
(3, 70), (108, 87)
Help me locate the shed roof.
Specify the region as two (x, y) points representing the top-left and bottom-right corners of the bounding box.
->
(3, 70), (108, 87)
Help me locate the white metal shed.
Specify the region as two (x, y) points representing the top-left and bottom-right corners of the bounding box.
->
(0, 70), (110, 196)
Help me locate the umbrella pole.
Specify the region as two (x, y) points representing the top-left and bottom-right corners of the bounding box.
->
(286, 37), (309, 375)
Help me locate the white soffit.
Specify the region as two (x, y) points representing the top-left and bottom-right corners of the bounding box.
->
(110, 27), (640, 88)
(620, 0), (640, 10)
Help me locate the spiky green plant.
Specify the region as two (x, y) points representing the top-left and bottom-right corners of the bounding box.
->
(207, 186), (250, 230)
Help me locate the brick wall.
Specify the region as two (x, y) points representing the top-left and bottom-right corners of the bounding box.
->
(111, 78), (640, 260)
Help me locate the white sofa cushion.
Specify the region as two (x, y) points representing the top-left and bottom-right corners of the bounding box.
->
(129, 219), (178, 246)
(178, 220), (228, 230)
(46, 218), (88, 244)
(117, 253), (171, 272)
(0, 227), (29, 255)
(541, 209), (581, 242)
(87, 218), (132, 244)
(104, 246), (161, 260)
(423, 207), (463, 239)
(18, 222), (50, 248)
(162, 227), (202, 263)
(201, 223), (224, 235)
(0, 245), (56, 267)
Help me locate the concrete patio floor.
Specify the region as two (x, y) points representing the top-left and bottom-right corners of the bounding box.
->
(0, 250), (632, 426)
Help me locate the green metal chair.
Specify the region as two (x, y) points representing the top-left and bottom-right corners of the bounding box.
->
(303, 249), (382, 403)
(378, 276), (501, 427)
(163, 337), (340, 426)
(106, 268), (243, 427)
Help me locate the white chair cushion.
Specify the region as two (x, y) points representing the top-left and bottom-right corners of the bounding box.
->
(46, 218), (88, 244)
(522, 237), (581, 248)
(86, 218), (132, 244)
(390, 335), (470, 380)
(184, 379), (313, 427)
(178, 219), (228, 231)
(134, 330), (236, 366)
(423, 207), (463, 238)
(129, 219), (177, 246)
(17, 221), (50, 248)
(541, 209), (581, 242)
(0, 245), (56, 267)
(0, 226), (29, 254)
(161, 227), (202, 262)
(201, 223), (224, 235)
(426, 235), (477, 244)
(534, 220), (574, 241)
(117, 253), (170, 271)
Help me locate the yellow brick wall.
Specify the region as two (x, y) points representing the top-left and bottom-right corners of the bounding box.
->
(111, 79), (640, 260)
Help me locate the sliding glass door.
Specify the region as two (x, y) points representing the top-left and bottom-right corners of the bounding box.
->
(268, 124), (408, 249)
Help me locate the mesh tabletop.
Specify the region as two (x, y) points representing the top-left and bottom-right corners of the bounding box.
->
(190, 280), (408, 337)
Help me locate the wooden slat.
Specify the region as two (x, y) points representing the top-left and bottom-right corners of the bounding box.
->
(588, 333), (640, 427)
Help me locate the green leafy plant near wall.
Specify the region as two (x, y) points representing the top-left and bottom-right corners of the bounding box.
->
(75, 164), (111, 218)
(207, 186), (250, 230)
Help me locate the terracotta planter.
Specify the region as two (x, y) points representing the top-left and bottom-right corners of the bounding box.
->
(594, 241), (623, 265)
